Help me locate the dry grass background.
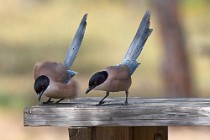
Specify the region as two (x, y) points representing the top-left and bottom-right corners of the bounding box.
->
(0, 0), (210, 139)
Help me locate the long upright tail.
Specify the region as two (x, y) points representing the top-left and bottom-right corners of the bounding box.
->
(122, 10), (153, 75)
(64, 14), (87, 69)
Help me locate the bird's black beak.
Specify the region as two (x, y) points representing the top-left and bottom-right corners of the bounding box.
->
(38, 91), (44, 102)
(86, 86), (95, 94)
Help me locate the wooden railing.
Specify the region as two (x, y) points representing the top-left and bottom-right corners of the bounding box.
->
(24, 97), (210, 140)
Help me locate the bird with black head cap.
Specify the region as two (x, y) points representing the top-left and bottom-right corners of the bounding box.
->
(86, 11), (152, 105)
(34, 14), (87, 104)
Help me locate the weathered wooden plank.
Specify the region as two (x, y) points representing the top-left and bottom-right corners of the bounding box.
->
(24, 97), (210, 127)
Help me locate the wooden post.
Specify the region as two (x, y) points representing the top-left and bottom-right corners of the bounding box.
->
(133, 126), (168, 140)
(68, 127), (92, 140)
(68, 126), (168, 140)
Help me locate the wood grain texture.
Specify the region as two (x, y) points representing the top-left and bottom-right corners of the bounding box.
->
(24, 97), (210, 127)
(69, 127), (166, 140)
(69, 127), (92, 140)
(92, 127), (133, 140)
(134, 126), (168, 140)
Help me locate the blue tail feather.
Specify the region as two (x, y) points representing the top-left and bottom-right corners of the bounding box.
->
(122, 10), (152, 75)
(64, 14), (87, 68)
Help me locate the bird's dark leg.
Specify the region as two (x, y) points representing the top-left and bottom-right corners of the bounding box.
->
(124, 90), (128, 105)
(42, 98), (54, 104)
(55, 98), (64, 104)
(97, 91), (109, 105)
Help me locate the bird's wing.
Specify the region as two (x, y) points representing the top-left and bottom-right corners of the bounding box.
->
(64, 14), (87, 68)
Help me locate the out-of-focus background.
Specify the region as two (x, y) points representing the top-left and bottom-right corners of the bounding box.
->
(0, 0), (210, 139)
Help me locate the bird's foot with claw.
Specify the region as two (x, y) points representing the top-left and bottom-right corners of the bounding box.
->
(124, 101), (128, 105)
(41, 101), (54, 105)
(96, 101), (105, 106)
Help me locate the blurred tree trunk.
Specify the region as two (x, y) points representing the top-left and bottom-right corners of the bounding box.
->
(153, 0), (193, 97)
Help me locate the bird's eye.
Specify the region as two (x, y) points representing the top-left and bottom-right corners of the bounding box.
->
(94, 81), (97, 85)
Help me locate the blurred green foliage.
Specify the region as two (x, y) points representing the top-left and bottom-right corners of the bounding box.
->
(0, 0), (210, 110)
(0, 92), (29, 110)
